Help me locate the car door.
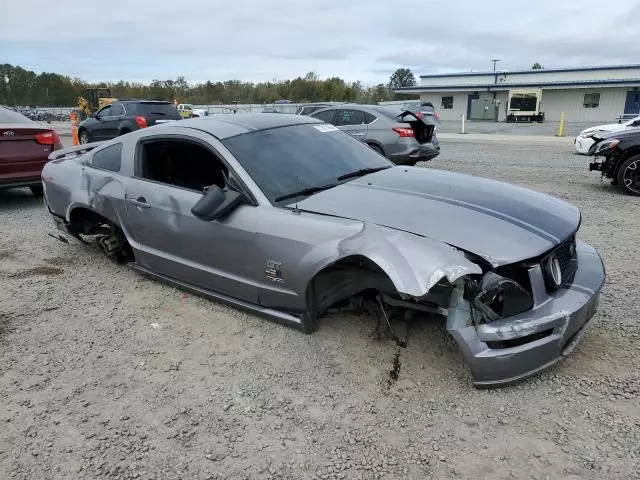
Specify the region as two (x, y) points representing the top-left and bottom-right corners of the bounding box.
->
(107, 103), (125, 138)
(92, 105), (113, 140)
(332, 108), (367, 141)
(123, 132), (261, 303)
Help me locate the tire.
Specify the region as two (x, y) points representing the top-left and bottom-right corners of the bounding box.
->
(79, 130), (91, 144)
(30, 185), (44, 197)
(367, 143), (384, 156)
(616, 155), (640, 196)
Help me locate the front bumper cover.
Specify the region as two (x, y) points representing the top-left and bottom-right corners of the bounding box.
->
(447, 241), (605, 388)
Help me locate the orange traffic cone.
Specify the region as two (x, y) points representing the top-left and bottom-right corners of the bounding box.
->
(70, 111), (80, 146)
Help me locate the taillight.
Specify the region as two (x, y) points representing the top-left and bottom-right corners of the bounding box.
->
(34, 131), (61, 145)
(135, 116), (148, 128)
(393, 127), (415, 137)
(434, 112), (440, 120)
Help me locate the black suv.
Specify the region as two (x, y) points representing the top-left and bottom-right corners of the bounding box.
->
(78, 100), (181, 143)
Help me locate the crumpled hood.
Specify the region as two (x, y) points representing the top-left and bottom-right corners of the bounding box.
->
(580, 123), (625, 135)
(593, 127), (640, 141)
(297, 167), (580, 266)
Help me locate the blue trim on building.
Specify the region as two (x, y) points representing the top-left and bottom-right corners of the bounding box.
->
(419, 64), (640, 78)
(396, 79), (640, 92)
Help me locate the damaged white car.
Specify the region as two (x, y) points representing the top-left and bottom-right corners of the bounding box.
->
(41, 114), (606, 387)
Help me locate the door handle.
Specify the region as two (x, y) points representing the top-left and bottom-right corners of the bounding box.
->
(128, 197), (151, 208)
(352, 132), (364, 137)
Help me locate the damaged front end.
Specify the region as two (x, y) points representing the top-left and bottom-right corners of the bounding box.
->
(446, 241), (605, 388)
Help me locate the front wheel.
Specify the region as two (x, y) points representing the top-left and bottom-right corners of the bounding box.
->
(616, 155), (640, 196)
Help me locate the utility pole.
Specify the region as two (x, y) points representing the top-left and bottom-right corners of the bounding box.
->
(491, 59), (501, 86)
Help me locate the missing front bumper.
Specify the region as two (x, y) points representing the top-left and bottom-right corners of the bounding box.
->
(447, 242), (605, 388)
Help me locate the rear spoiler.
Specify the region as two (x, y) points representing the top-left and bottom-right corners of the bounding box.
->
(48, 141), (104, 161)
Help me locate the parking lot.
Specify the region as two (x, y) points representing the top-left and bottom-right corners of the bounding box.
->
(1, 135), (639, 480)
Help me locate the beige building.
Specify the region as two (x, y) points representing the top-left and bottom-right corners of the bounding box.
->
(394, 65), (640, 123)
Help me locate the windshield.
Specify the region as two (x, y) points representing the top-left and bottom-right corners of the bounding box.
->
(222, 124), (392, 204)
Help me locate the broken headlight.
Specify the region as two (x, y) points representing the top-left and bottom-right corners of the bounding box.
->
(470, 272), (533, 323)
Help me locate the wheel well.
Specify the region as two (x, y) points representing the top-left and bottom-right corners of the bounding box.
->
(366, 142), (384, 153)
(305, 255), (397, 321)
(68, 207), (107, 234)
(68, 207), (133, 262)
(615, 150), (640, 178)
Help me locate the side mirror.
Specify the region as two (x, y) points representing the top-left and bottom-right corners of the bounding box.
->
(191, 186), (243, 221)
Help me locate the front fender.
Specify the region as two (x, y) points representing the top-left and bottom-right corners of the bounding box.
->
(306, 223), (482, 298)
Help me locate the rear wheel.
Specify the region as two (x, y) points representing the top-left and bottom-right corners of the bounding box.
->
(616, 155), (640, 196)
(79, 130), (91, 144)
(367, 143), (384, 156)
(29, 185), (44, 197)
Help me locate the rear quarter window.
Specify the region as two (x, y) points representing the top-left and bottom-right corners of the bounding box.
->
(92, 143), (123, 172)
(138, 103), (182, 120)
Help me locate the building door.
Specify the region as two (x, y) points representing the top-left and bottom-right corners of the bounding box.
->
(467, 93), (479, 119)
(624, 90), (640, 116)
(469, 94), (499, 121)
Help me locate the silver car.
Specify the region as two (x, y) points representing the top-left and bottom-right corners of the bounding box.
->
(42, 114), (605, 388)
(310, 105), (440, 165)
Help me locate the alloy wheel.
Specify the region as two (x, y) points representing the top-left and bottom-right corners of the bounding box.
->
(622, 159), (640, 194)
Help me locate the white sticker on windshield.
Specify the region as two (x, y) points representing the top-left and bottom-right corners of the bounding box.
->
(313, 124), (339, 132)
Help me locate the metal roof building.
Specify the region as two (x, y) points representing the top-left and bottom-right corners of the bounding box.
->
(394, 65), (640, 123)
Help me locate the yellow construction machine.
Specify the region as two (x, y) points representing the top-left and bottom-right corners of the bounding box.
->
(70, 88), (118, 145)
(75, 88), (117, 119)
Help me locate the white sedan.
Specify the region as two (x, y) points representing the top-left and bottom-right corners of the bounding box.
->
(574, 116), (640, 154)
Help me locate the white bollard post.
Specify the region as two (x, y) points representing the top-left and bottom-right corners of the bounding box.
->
(461, 114), (466, 134)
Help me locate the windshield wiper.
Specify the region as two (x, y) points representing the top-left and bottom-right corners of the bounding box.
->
(337, 166), (391, 181)
(274, 183), (338, 202)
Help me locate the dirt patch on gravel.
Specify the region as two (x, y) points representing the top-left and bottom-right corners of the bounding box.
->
(44, 256), (76, 266)
(11, 265), (64, 277)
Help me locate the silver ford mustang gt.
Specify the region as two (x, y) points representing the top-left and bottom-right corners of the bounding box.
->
(41, 114), (605, 387)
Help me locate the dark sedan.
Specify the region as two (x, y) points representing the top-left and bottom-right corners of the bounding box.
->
(588, 128), (640, 195)
(0, 106), (62, 196)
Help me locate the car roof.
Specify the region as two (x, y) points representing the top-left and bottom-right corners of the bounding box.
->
(311, 104), (397, 114)
(117, 99), (172, 104)
(174, 113), (323, 139)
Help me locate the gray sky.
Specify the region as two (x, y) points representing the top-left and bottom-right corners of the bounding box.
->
(2, 0), (639, 84)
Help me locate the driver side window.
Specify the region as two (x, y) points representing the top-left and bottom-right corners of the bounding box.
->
(96, 106), (112, 118)
(137, 138), (229, 193)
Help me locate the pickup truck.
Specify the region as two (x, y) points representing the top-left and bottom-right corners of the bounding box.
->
(177, 104), (209, 118)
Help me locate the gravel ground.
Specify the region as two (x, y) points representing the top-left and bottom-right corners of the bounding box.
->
(1, 138), (639, 480)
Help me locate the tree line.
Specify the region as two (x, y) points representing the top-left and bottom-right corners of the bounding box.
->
(0, 64), (418, 108)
